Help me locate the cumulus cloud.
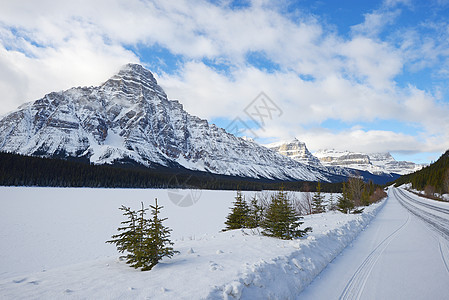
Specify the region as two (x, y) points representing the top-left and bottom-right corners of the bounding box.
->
(0, 0), (448, 160)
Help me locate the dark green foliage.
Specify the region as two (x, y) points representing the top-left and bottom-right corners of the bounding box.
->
(0, 152), (348, 191)
(247, 194), (263, 229)
(0, 152), (393, 195)
(337, 182), (354, 214)
(261, 189), (311, 240)
(106, 199), (177, 271)
(311, 181), (326, 214)
(106, 205), (138, 263)
(143, 199), (177, 271)
(338, 178), (384, 213)
(224, 191), (250, 230)
(394, 150), (449, 195)
(361, 187), (370, 206)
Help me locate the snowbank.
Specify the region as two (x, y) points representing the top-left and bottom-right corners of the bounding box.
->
(209, 201), (386, 299)
(0, 186), (386, 299)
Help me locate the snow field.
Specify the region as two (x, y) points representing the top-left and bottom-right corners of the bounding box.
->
(0, 187), (385, 299)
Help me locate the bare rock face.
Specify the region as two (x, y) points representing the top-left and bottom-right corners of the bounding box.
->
(266, 138), (323, 168)
(0, 64), (333, 182)
(315, 150), (371, 167)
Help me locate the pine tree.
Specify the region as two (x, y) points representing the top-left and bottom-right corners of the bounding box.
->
(128, 202), (150, 269)
(143, 198), (178, 271)
(262, 189), (311, 240)
(247, 194), (263, 229)
(106, 205), (138, 264)
(311, 181), (326, 214)
(106, 199), (177, 271)
(224, 191), (250, 230)
(361, 186), (370, 206)
(337, 182), (354, 214)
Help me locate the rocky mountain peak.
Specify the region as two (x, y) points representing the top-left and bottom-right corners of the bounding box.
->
(117, 63), (158, 83)
(0, 64), (332, 182)
(266, 138), (323, 168)
(101, 63), (167, 100)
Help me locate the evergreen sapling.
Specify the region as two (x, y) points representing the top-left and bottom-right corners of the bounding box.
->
(247, 194), (263, 229)
(224, 190), (250, 230)
(144, 198), (178, 271)
(311, 181), (326, 214)
(106, 199), (178, 271)
(262, 189), (311, 240)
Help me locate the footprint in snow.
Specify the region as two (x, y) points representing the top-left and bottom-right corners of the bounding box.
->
(209, 262), (224, 271)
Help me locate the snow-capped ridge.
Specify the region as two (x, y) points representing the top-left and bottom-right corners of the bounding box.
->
(314, 149), (423, 175)
(0, 64), (333, 182)
(268, 141), (422, 176)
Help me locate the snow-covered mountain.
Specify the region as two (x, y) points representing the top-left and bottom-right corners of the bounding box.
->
(265, 138), (323, 168)
(314, 149), (423, 175)
(314, 149), (385, 175)
(267, 140), (422, 176)
(368, 152), (424, 175)
(0, 64), (336, 182)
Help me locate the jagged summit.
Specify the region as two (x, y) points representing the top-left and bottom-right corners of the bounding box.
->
(266, 138), (322, 168)
(0, 64), (335, 182)
(101, 63), (167, 100)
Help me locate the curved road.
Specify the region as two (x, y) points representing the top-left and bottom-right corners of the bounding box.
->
(300, 187), (449, 300)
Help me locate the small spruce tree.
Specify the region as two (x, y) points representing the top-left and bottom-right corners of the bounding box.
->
(337, 182), (354, 214)
(311, 181), (326, 214)
(262, 189), (311, 240)
(107, 199), (177, 271)
(143, 198), (178, 271)
(247, 194), (263, 229)
(224, 190), (250, 230)
(361, 187), (370, 206)
(106, 205), (138, 265)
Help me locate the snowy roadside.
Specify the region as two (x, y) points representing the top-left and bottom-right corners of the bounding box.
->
(0, 199), (386, 299)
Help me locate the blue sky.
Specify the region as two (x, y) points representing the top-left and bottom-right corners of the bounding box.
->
(1, 0), (449, 164)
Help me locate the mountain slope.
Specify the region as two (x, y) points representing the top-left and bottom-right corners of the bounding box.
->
(0, 64), (335, 182)
(394, 150), (449, 194)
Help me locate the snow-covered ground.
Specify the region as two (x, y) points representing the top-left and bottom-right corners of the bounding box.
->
(0, 187), (383, 299)
(301, 187), (449, 299)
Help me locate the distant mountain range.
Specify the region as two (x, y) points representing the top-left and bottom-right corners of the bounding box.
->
(0, 64), (415, 185)
(266, 138), (424, 176)
(0, 64), (340, 183)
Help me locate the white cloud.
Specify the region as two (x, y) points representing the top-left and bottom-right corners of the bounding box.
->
(0, 0), (448, 160)
(351, 9), (400, 38)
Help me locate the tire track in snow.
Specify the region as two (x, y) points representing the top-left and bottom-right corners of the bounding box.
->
(339, 198), (411, 300)
(395, 188), (449, 215)
(394, 188), (449, 276)
(438, 237), (449, 274)
(394, 188), (449, 241)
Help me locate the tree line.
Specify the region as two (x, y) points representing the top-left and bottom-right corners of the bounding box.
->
(0, 151), (345, 192)
(394, 150), (449, 197)
(223, 180), (386, 239)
